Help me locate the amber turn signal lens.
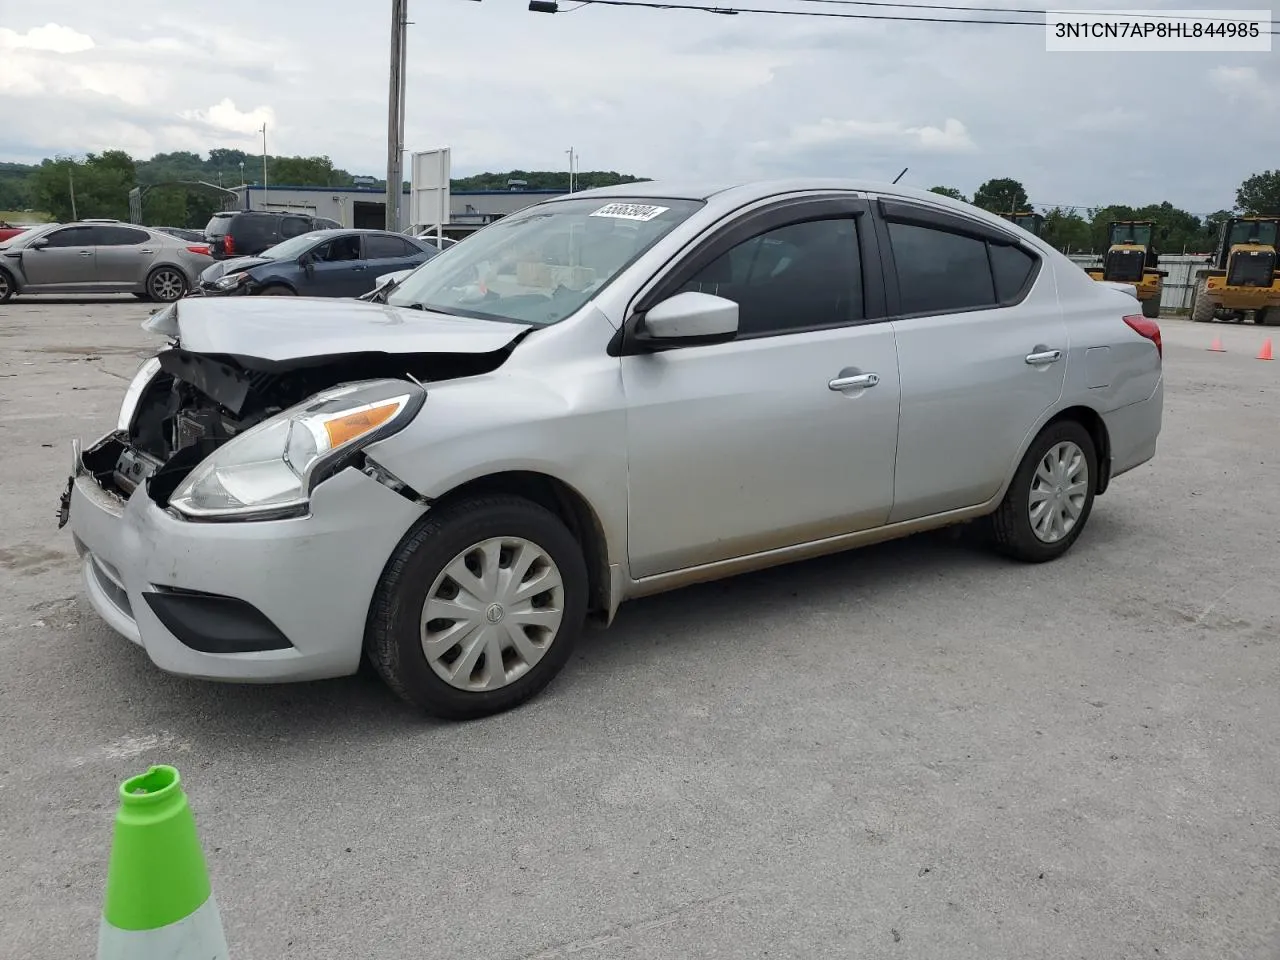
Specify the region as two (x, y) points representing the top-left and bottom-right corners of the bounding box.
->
(322, 402), (401, 447)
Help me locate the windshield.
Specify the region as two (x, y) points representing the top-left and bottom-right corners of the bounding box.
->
(0, 222), (59, 250)
(1109, 223), (1153, 247)
(1227, 220), (1279, 248)
(386, 197), (704, 325)
(259, 231), (330, 260)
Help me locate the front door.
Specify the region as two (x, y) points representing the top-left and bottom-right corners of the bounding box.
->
(876, 202), (1068, 522)
(22, 225), (96, 288)
(306, 234), (366, 297)
(621, 204), (902, 580)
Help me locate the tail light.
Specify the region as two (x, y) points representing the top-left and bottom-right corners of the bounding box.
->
(1124, 314), (1162, 359)
(186, 245), (210, 256)
(223, 235), (235, 255)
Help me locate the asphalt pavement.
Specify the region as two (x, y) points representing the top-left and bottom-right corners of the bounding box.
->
(1, 297), (1277, 960)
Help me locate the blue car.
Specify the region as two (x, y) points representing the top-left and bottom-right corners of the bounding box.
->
(195, 228), (438, 298)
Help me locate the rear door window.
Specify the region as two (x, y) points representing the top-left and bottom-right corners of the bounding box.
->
(92, 226), (151, 246)
(365, 234), (416, 259)
(280, 217), (312, 239)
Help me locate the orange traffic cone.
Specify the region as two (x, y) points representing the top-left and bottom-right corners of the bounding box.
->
(1258, 338), (1274, 361)
(1209, 336), (1225, 352)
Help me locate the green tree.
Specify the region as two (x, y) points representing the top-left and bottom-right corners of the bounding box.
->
(928, 185), (967, 202)
(972, 177), (1029, 215)
(1236, 170), (1280, 215)
(141, 186), (189, 227)
(31, 151), (135, 221)
(1042, 207), (1091, 252)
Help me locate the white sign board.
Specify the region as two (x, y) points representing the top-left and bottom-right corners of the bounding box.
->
(409, 148), (451, 232)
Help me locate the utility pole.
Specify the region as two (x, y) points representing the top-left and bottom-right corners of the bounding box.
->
(261, 123), (269, 209)
(68, 167), (78, 221)
(566, 147), (576, 193)
(386, 0), (409, 231)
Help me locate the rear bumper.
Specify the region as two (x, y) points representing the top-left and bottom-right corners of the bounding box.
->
(66, 440), (427, 683)
(1104, 373), (1163, 479)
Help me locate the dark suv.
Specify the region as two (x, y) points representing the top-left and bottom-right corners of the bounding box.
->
(203, 210), (342, 260)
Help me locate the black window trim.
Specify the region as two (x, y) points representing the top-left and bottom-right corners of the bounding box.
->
(871, 198), (1043, 320)
(613, 193), (888, 357)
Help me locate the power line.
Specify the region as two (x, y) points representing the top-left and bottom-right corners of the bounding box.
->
(771, 0), (1257, 23)
(539, 0), (1280, 32)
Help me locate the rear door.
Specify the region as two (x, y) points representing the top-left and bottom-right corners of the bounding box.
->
(872, 197), (1067, 522)
(362, 234), (427, 295)
(91, 225), (158, 288)
(21, 225), (96, 288)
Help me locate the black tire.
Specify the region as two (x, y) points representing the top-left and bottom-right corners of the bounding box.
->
(1254, 307), (1276, 326)
(0, 269), (15, 303)
(146, 266), (187, 302)
(988, 419), (1098, 564)
(1141, 294), (1161, 319)
(132, 292), (149, 300)
(1190, 278), (1215, 323)
(257, 284), (295, 296)
(365, 495), (589, 720)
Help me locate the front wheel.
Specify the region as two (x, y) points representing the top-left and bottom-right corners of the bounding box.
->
(987, 420), (1098, 563)
(365, 495), (589, 720)
(1190, 278), (1215, 323)
(1255, 307), (1277, 326)
(257, 284), (295, 296)
(146, 266), (188, 302)
(0, 269), (13, 303)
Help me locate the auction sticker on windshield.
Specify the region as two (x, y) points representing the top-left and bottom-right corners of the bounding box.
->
(589, 203), (670, 222)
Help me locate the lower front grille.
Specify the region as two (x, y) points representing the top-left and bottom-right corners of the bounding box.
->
(1227, 250), (1276, 287)
(89, 554), (133, 618)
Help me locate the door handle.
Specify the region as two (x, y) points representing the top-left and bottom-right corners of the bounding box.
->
(828, 372), (880, 391)
(78, 251), (92, 257)
(139, 248), (156, 254)
(1025, 350), (1062, 365)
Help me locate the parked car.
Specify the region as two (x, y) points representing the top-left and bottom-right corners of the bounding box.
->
(196, 229), (438, 298)
(0, 221), (212, 303)
(59, 179), (1163, 720)
(0, 221), (40, 244)
(203, 210), (342, 260)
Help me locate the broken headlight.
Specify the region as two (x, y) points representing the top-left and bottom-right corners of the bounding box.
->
(168, 379), (426, 521)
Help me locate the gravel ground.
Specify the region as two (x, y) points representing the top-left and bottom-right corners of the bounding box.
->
(1, 297), (1277, 960)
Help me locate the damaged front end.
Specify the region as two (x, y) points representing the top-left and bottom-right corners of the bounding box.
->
(66, 342), (516, 525)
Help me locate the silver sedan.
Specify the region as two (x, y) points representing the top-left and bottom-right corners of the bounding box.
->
(0, 221), (212, 303)
(62, 179), (1164, 719)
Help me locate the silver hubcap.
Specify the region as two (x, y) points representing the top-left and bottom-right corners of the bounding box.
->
(421, 537), (564, 692)
(1028, 440), (1088, 543)
(152, 270), (183, 301)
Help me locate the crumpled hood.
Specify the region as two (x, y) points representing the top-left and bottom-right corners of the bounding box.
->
(200, 255), (273, 283)
(144, 295), (530, 364)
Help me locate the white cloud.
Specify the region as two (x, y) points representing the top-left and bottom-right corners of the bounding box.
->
(759, 117), (977, 156)
(180, 99), (276, 138)
(0, 23), (94, 53)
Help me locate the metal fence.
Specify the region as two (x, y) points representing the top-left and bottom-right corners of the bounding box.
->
(1068, 253), (1214, 314)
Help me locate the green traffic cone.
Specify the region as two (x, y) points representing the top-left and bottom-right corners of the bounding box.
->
(97, 764), (230, 959)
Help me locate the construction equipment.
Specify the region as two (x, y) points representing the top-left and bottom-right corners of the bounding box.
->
(1001, 211), (1044, 237)
(1189, 216), (1280, 326)
(1084, 220), (1166, 319)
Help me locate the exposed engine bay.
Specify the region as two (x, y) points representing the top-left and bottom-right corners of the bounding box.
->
(99, 343), (518, 506)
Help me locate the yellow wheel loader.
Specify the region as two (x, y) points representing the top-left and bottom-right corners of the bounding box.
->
(1189, 216), (1280, 326)
(1084, 221), (1165, 319)
(1000, 211), (1045, 237)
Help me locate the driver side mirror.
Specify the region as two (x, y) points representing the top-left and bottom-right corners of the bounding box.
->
(29, 236), (48, 250)
(632, 291), (738, 351)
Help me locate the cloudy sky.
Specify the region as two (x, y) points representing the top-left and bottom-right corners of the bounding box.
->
(0, 0), (1274, 215)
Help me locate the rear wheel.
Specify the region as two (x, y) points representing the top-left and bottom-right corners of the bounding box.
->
(1254, 307), (1277, 326)
(1190, 278), (1215, 323)
(0, 269), (13, 304)
(988, 420), (1098, 563)
(146, 266), (187, 302)
(365, 495), (589, 720)
(1141, 294), (1161, 319)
